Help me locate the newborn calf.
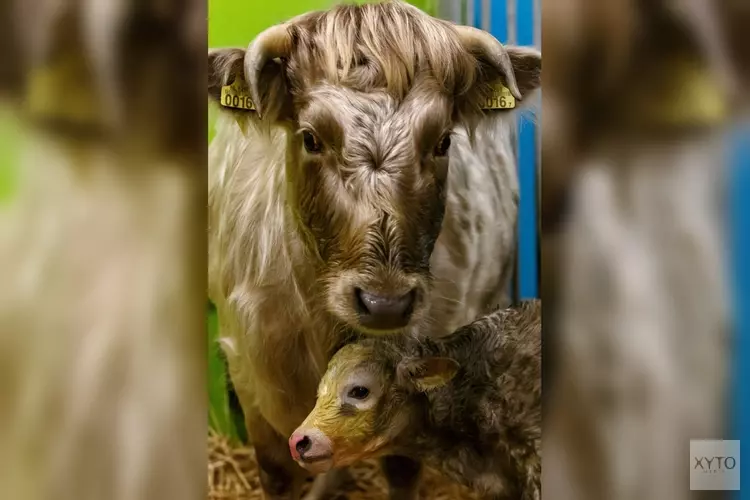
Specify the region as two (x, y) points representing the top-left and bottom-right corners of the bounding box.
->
(290, 300), (541, 500)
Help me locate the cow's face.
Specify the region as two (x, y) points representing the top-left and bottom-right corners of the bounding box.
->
(287, 83), (452, 334)
(207, 2), (541, 334)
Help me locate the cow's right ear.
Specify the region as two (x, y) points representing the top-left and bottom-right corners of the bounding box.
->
(207, 44), (292, 124)
(207, 48), (246, 105)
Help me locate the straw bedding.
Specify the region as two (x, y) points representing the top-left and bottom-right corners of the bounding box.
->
(208, 431), (480, 500)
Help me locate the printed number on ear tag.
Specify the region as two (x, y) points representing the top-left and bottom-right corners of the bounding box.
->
(482, 83), (516, 110)
(220, 79), (256, 111)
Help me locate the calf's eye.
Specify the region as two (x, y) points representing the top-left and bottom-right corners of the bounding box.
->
(348, 386), (370, 400)
(434, 134), (451, 157)
(302, 130), (322, 154)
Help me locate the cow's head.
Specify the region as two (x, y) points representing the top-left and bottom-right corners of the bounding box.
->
(208, 1), (540, 334)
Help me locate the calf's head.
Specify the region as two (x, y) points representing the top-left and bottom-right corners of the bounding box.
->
(208, 2), (541, 334)
(289, 341), (459, 473)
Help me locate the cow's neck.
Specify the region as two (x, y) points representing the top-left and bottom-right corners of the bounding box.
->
(210, 119), (341, 433)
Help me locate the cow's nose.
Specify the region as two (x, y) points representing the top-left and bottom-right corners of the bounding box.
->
(355, 288), (416, 330)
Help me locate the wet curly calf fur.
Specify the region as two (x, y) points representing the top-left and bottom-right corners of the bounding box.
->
(294, 300), (541, 500)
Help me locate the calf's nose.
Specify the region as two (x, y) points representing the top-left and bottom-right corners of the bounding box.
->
(355, 288), (416, 330)
(294, 435), (311, 456)
(288, 429), (333, 463)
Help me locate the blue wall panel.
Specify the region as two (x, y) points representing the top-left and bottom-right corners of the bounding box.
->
(731, 124), (750, 500)
(473, 0), (482, 31)
(514, 0), (539, 299)
(489, 0), (508, 44)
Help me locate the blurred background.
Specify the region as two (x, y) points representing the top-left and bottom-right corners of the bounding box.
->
(0, 1), (206, 499)
(541, 1), (749, 499)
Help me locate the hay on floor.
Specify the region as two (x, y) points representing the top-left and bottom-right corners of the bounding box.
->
(209, 431), (479, 499)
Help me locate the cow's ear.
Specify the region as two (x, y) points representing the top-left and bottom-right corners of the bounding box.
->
(207, 48), (245, 105)
(501, 45), (542, 100)
(207, 36), (293, 125)
(453, 25), (541, 112)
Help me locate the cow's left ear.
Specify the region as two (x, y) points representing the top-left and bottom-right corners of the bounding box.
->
(453, 25), (541, 110)
(502, 45), (542, 99)
(397, 357), (460, 392)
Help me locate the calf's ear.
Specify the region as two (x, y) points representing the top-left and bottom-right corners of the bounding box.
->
(398, 357), (460, 392)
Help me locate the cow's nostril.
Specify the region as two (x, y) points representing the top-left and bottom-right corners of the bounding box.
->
(355, 288), (416, 330)
(295, 435), (312, 456)
(354, 288), (369, 315)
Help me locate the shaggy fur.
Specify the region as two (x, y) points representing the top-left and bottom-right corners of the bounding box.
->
(208, 1), (540, 499)
(296, 300), (542, 500)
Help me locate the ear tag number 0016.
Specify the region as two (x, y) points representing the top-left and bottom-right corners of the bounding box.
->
(482, 83), (516, 110)
(220, 79), (255, 111)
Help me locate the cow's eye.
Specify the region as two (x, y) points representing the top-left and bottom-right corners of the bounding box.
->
(347, 386), (370, 400)
(434, 134), (451, 157)
(302, 130), (322, 154)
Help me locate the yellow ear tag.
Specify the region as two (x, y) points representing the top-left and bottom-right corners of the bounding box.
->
(649, 59), (727, 126)
(25, 53), (100, 124)
(482, 83), (516, 110)
(220, 78), (256, 111)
